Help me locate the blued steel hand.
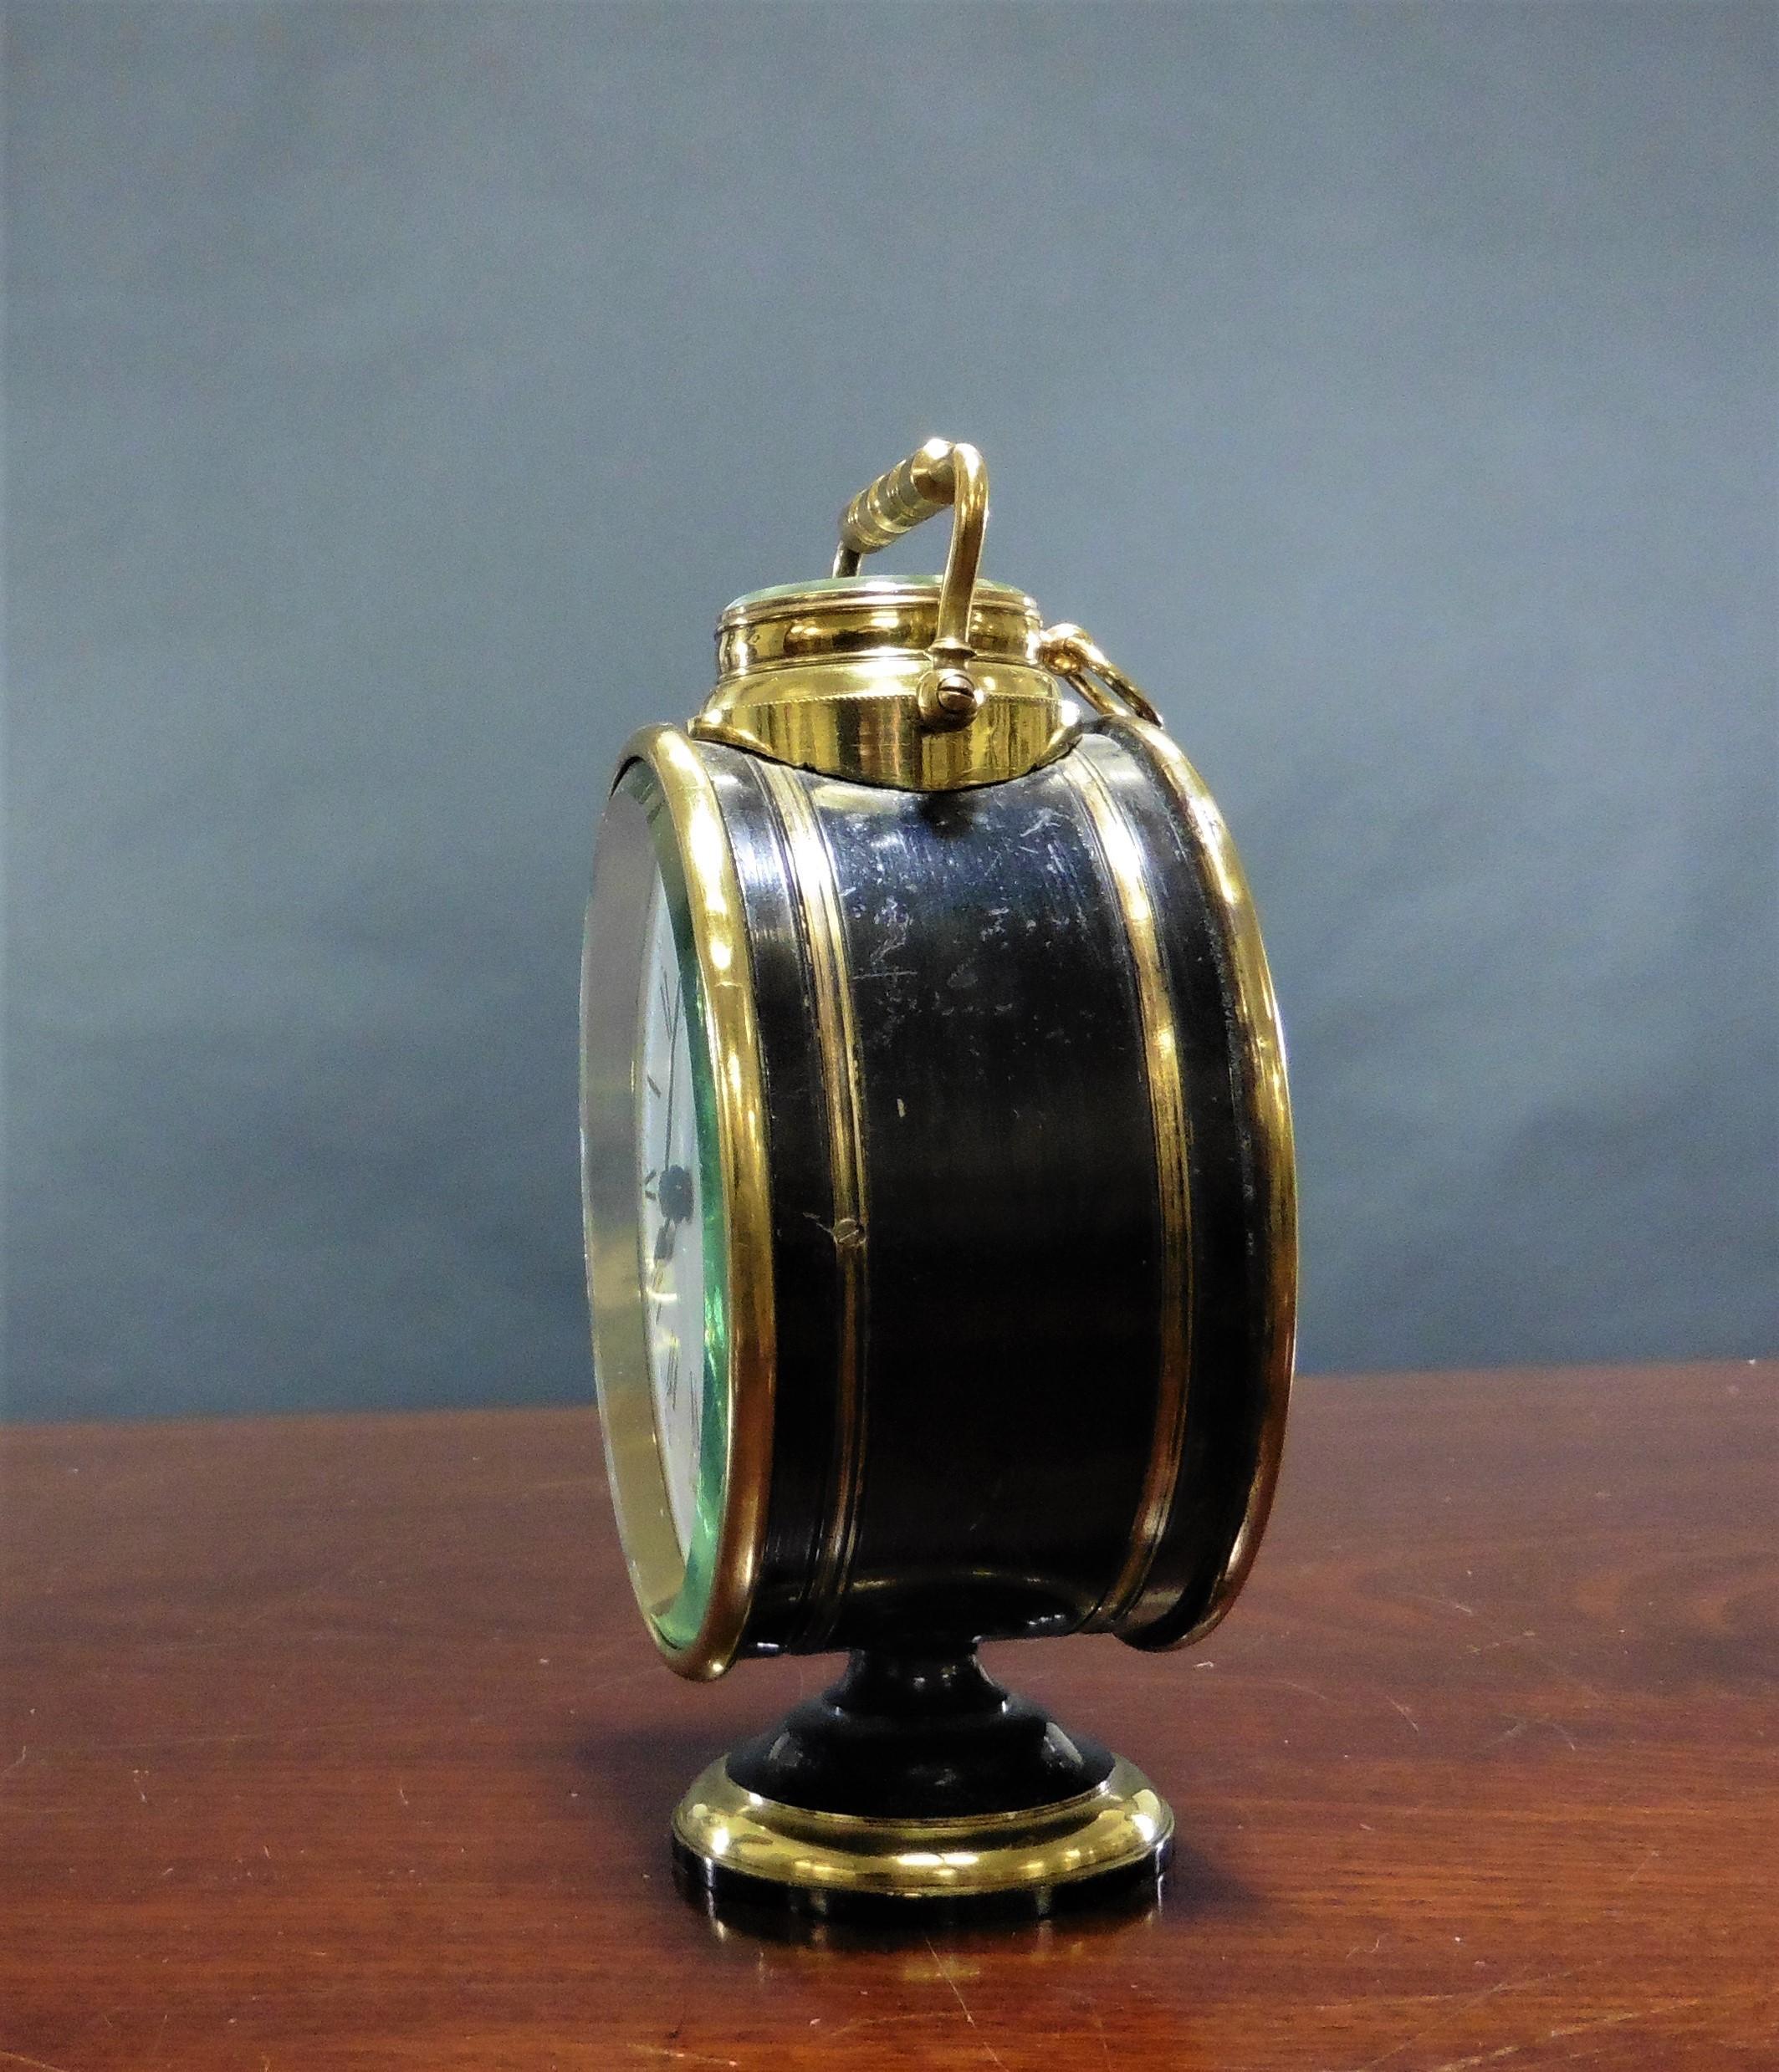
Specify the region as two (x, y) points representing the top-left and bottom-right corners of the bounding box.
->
(652, 972), (692, 1264)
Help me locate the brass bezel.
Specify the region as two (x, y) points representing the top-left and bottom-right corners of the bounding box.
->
(581, 725), (777, 1681)
(672, 1756), (1173, 1906)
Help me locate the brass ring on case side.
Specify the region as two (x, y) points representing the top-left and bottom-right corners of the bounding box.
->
(1108, 715), (1298, 1651)
(1060, 745), (1195, 1633)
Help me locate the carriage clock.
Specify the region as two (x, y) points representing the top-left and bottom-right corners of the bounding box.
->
(580, 440), (1296, 1921)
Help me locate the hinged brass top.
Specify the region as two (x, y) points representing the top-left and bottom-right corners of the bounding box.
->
(694, 572), (1078, 792)
(689, 441), (1162, 791)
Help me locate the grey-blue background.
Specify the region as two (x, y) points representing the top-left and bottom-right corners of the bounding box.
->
(6, 2), (1774, 1421)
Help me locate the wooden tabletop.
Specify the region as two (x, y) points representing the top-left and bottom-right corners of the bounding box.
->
(2, 1361), (1772, 2071)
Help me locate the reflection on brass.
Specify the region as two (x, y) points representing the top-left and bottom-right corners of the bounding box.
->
(672, 1756), (1172, 1905)
(587, 727), (780, 1681)
(581, 775), (688, 1646)
(1036, 622), (1164, 727)
(1112, 715), (1298, 1649)
(694, 439), (1081, 790)
(693, 575), (1077, 791)
(693, 1897), (1160, 1957)
(1061, 746), (1194, 1632)
(714, 576), (1039, 676)
(832, 437), (987, 691)
(754, 759), (870, 1647)
(919, 664), (984, 732)
(588, 442), (1296, 1924)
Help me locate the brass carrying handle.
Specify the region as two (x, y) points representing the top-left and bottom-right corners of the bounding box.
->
(833, 438), (988, 728)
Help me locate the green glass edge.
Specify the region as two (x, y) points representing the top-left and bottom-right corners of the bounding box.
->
(634, 768), (731, 1651)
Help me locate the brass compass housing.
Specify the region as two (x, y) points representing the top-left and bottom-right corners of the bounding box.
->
(580, 440), (1296, 1921)
(694, 574), (1077, 792)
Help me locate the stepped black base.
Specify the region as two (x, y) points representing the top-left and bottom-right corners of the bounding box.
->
(668, 1648), (1173, 1922)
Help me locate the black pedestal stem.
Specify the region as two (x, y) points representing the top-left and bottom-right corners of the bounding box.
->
(728, 1646), (1117, 1819)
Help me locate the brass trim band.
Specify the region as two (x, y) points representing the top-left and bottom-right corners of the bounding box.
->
(1061, 744), (1196, 1633)
(672, 1754), (1172, 1903)
(753, 758), (871, 1648)
(692, 648), (1077, 795)
(1113, 717), (1298, 1649)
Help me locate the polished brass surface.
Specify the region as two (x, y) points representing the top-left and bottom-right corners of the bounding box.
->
(1037, 622), (1165, 727)
(714, 576), (1039, 676)
(1110, 714), (1299, 1649)
(693, 440), (1084, 790)
(1061, 746), (1194, 1634)
(693, 574), (1079, 792)
(753, 759), (870, 1648)
(672, 1756), (1172, 1904)
(832, 437), (987, 687)
(595, 447), (1290, 1697)
(836, 438), (987, 730)
(584, 727), (779, 1681)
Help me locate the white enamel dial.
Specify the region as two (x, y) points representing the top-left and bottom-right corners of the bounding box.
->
(636, 875), (706, 1555)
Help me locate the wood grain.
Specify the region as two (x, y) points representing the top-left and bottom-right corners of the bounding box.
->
(2, 1362), (1773, 2071)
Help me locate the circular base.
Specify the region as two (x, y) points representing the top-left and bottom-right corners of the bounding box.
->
(671, 1754), (1173, 1922)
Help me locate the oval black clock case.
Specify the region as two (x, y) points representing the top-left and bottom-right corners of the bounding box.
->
(691, 720), (1279, 1661)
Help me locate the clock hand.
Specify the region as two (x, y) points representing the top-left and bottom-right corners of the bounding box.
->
(653, 971), (685, 1232)
(652, 1162), (696, 1263)
(661, 972), (682, 1152)
(647, 965), (690, 1269)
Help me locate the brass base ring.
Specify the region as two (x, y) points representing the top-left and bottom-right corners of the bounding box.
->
(670, 1754), (1173, 1923)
